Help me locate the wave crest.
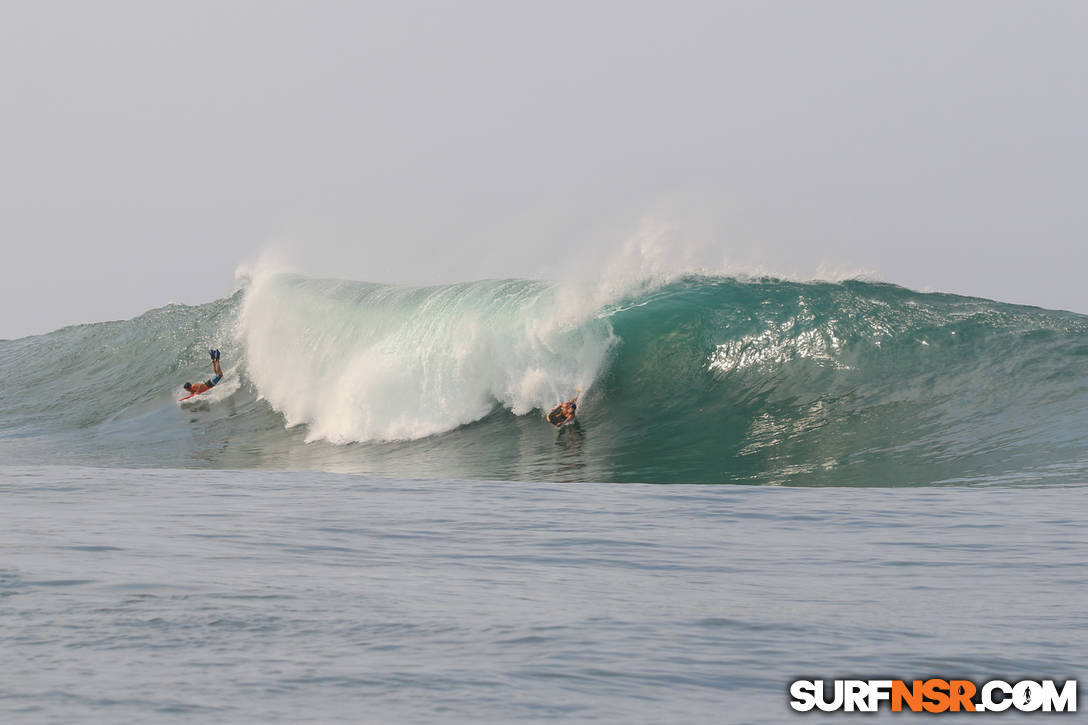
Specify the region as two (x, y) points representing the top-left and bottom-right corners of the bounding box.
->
(237, 272), (616, 442)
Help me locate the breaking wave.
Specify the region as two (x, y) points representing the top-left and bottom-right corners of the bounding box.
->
(2, 272), (1085, 485)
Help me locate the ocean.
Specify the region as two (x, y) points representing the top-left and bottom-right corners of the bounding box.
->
(1, 272), (1086, 722)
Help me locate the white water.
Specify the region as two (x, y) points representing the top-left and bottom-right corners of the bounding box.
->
(236, 271), (617, 443)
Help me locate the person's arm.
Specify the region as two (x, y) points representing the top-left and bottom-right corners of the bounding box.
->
(213, 358), (223, 378)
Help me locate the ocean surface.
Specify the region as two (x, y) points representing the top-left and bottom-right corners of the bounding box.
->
(3, 467), (1086, 723)
(1, 272), (1086, 722)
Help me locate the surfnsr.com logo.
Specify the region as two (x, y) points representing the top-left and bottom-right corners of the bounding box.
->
(789, 679), (1077, 713)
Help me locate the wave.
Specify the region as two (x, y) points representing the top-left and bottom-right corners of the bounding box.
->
(1, 273), (1086, 485)
(238, 273), (613, 442)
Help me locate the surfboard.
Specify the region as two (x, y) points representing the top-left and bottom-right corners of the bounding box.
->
(547, 404), (567, 425)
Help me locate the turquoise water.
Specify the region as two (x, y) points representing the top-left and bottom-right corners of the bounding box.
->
(2, 274), (1085, 722)
(2, 273), (1086, 484)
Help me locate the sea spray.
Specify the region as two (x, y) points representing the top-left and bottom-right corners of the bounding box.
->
(236, 271), (616, 442)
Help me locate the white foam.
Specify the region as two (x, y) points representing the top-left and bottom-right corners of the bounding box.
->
(236, 271), (616, 443)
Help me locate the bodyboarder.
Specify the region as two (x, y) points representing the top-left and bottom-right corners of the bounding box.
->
(547, 396), (578, 427)
(180, 349), (223, 400)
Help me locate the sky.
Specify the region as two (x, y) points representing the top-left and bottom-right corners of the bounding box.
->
(2, 0), (1086, 339)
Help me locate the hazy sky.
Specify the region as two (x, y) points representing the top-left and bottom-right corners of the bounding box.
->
(2, 0), (1086, 339)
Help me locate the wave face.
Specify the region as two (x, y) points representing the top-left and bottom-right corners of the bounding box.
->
(2, 274), (1086, 485)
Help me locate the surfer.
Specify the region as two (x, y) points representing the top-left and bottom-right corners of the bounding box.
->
(182, 349), (222, 397)
(547, 396), (578, 427)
